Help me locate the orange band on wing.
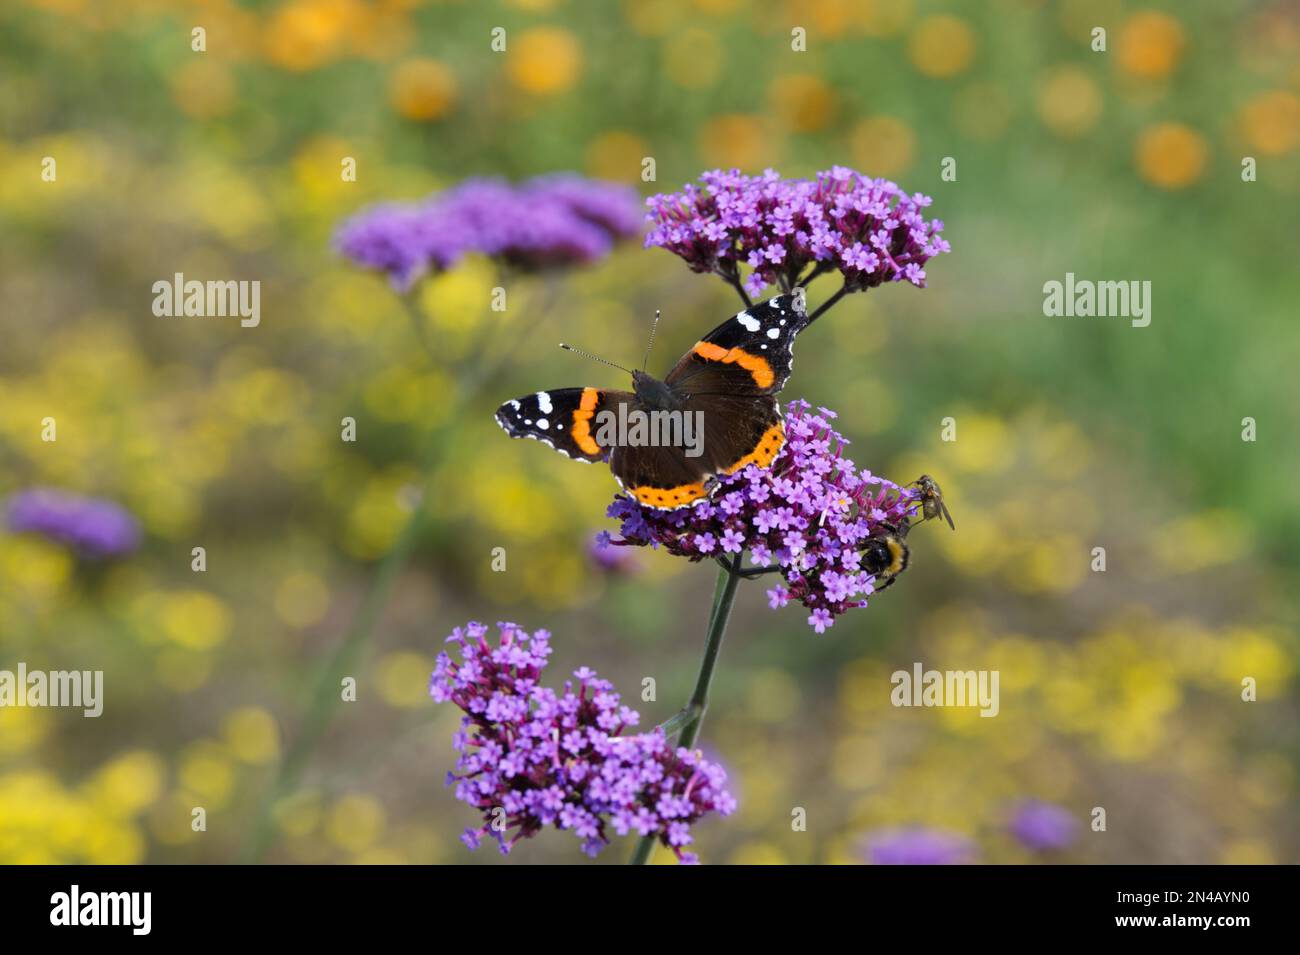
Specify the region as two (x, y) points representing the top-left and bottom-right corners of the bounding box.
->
(722, 420), (785, 475)
(570, 387), (602, 456)
(629, 482), (708, 509)
(691, 341), (775, 389)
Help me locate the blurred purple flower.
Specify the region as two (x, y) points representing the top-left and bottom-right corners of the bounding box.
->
(607, 400), (918, 632)
(864, 828), (976, 865)
(1009, 800), (1080, 853)
(335, 175), (641, 291)
(5, 488), (140, 558)
(588, 531), (639, 575)
(430, 621), (736, 862)
(645, 166), (950, 299)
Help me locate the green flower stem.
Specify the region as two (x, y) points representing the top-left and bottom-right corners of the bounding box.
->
(241, 276), (558, 862)
(630, 554), (742, 865)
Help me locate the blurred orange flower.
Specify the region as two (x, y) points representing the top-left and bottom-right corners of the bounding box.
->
(850, 116), (915, 176)
(263, 0), (354, 72)
(698, 115), (771, 170)
(769, 74), (837, 133)
(1135, 122), (1207, 189)
(1116, 11), (1186, 79)
(585, 130), (648, 182)
(508, 27), (584, 95)
(1239, 90), (1300, 156)
(389, 58), (458, 121)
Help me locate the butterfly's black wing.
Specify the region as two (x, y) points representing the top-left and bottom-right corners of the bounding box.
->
(495, 388), (634, 463)
(663, 293), (809, 398)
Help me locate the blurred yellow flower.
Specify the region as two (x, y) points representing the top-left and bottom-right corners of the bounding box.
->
(1116, 11), (1186, 79)
(223, 707), (281, 764)
(1239, 90), (1300, 156)
(508, 28), (583, 96)
(585, 130), (648, 181)
(1151, 510), (1249, 573)
(1036, 67), (1102, 139)
(179, 741), (236, 807)
(155, 648), (214, 693)
(729, 841), (789, 864)
(327, 794), (386, 852)
(88, 752), (165, 814)
(624, 0), (688, 36)
(769, 74), (837, 133)
(698, 114), (771, 171)
(161, 590), (232, 650)
(849, 116), (915, 176)
(169, 60), (236, 119)
(1135, 122), (1207, 189)
(389, 58), (458, 121)
(376, 651), (435, 708)
(0, 706), (51, 756)
(273, 789), (324, 838)
(908, 15), (976, 79)
(856, 0), (913, 38)
(274, 571), (331, 628)
(664, 28), (723, 90)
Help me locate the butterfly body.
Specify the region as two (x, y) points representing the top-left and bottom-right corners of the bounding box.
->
(496, 295), (810, 510)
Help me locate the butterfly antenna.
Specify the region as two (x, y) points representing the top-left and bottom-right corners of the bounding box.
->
(558, 343), (633, 375)
(641, 309), (661, 371)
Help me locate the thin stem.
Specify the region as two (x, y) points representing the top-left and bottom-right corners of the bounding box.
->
(720, 268), (753, 308)
(399, 295), (441, 366)
(629, 555), (742, 865)
(798, 261), (833, 288)
(805, 282), (850, 327)
(240, 275), (559, 862)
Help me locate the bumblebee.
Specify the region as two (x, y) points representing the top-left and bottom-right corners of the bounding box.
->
(861, 523), (911, 592)
(910, 474), (954, 530)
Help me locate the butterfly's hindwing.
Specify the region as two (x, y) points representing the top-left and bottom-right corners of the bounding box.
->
(609, 444), (713, 510)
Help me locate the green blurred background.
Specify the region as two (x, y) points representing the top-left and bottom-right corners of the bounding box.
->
(1, 0), (1297, 864)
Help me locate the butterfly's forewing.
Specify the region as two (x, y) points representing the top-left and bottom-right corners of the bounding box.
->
(495, 388), (634, 463)
(664, 294), (809, 398)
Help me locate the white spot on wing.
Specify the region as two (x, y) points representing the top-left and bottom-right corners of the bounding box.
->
(537, 418), (549, 430)
(536, 391), (553, 414)
(737, 312), (760, 332)
(767, 327), (780, 339)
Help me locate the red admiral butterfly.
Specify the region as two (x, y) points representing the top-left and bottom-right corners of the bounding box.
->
(495, 293), (810, 510)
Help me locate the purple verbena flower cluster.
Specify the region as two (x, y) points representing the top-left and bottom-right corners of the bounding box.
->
(430, 621), (737, 863)
(606, 401), (918, 633)
(5, 488), (141, 559)
(336, 174), (641, 291)
(645, 166), (950, 298)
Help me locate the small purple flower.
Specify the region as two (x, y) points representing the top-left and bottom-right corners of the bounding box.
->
(1008, 800), (1080, 853)
(607, 401), (919, 631)
(863, 828), (976, 865)
(645, 166), (949, 298)
(336, 174), (641, 290)
(5, 488), (140, 558)
(431, 621), (736, 862)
